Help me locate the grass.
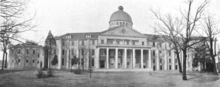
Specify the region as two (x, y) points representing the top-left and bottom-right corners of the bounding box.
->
(0, 70), (219, 87)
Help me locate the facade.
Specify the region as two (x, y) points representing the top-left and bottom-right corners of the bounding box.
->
(8, 41), (44, 69)
(53, 6), (194, 71)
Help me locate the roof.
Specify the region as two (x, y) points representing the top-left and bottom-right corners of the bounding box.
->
(55, 32), (101, 40)
(109, 6), (132, 23)
(10, 41), (43, 49)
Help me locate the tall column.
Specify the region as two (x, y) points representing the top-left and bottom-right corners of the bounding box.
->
(156, 49), (160, 70)
(58, 40), (62, 69)
(115, 48), (118, 69)
(141, 49), (143, 68)
(148, 49), (151, 68)
(106, 48), (109, 69)
(124, 48), (127, 68)
(95, 48), (100, 69)
(164, 50), (168, 70)
(133, 49), (136, 68)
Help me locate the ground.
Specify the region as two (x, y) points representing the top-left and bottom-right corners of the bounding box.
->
(0, 69), (220, 87)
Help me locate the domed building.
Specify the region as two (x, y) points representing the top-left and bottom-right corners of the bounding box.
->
(53, 6), (190, 71)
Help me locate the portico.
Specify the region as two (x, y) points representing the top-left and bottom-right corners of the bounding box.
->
(96, 47), (152, 70)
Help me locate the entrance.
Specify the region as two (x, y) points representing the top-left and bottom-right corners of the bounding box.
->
(100, 60), (105, 68)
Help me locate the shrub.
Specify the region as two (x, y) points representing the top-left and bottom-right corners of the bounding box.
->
(47, 68), (54, 77)
(74, 69), (81, 74)
(36, 69), (44, 78)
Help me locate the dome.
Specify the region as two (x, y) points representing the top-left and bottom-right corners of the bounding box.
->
(109, 6), (132, 23)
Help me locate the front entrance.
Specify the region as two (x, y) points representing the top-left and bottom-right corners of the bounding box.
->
(100, 60), (105, 68)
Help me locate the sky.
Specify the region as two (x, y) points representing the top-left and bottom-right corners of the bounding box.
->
(1, 0), (220, 60)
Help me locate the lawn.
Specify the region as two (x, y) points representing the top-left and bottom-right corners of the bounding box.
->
(0, 69), (220, 87)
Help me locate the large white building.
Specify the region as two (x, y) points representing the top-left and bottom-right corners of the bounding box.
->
(52, 6), (194, 71)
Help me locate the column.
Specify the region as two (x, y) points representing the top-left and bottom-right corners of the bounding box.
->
(58, 40), (62, 69)
(124, 48), (127, 68)
(66, 49), (70, 69)
(156, 49), (159, 70)
(106, 48), (109, 69)
(141, 49), (143, 68)
(164, 50), (168, 70)
(133, 49), (136, 68)
(95, 48), (100, 69)
(148, 49), (152, 68)
(115, 48), (118, 69)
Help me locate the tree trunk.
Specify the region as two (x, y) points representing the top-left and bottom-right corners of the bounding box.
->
(1, 52), (5, 70)
(182, 49), (187, 80)
(175, 51), (182, 73)
(210, 39), (218, 74)
(5, 52), (8, 68)
(211, 55), (218, 74)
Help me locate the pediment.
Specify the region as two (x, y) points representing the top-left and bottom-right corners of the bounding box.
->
(100, 26), (145, 37)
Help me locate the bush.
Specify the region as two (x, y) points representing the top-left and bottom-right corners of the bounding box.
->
(47, 68), (54, 77)
(36, 69), (44, 78)
(73, 69), (81, 74)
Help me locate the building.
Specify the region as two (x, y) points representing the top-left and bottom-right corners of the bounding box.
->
(8, 41), (44, 69)
(53, 6), (190, 71)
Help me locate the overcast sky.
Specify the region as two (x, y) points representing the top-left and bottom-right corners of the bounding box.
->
(1, 0), (220, 60)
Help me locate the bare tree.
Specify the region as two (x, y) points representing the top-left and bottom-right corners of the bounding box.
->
(0, 0), (35, 70)
(150, 12), (184, 73)
(200, 16), (220, 74)
(151, 0), (209, 80)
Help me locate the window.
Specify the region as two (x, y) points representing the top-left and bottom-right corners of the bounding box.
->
(175, 65), (178, 70)
(169, 65), (172, 70)
(101, 40), (104, 44)
(125, 40), (129, 45)
(92, 49), (95, 55)
(33, 60), (35, 63)
(169, 43), (172, 48)
(153, 42), (155, 47)
(169, 59), (171, 63)
(37, 61), (39, 64)
(107, 39), (113, 44)
(18, 59), (20, 63)
(54, 49), (56, 54)
(38, 53), (40, 58)
(142, 42), (144, 45)
(132, 41), (135, 45)
(116, 40), (120, 44)
(153, 51), (155, 56)
(169, 51), (171, 56)
(18, 49), (21, 54)
(72, 41), (74, 45)
(81, 40), (84, 45)
(81, 49), (84, 55)
(26, 49), (29, 54)
(92, 58), (94, 67)
(62, 40), (65, 46)
(159, 50), (162, 54)
(26, 60), (28, 63)
(160, 59), (162, 63)
(153, 59), (155, 63)
(153, 66), (156, 70)
(71, 49), (74, 55)
(160, 65), (163, 70)
(62, 49), (65, 55)
(33, 50), (35, 54)
(62, 58), (64, 65)
(92, 40), (95, 45)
